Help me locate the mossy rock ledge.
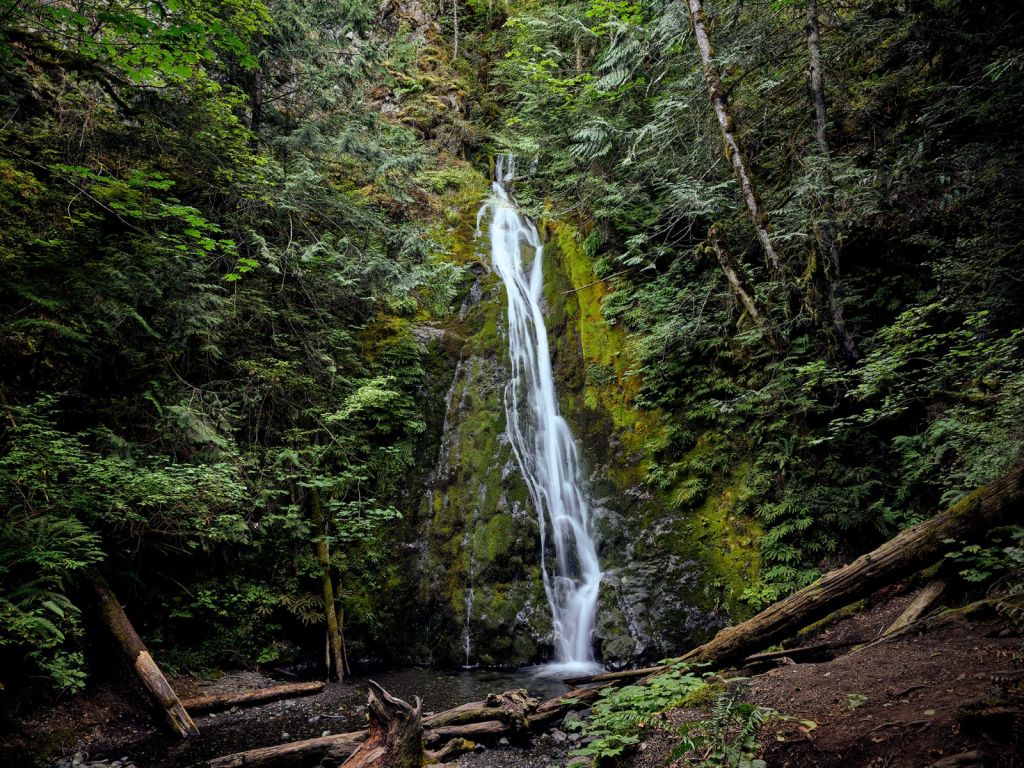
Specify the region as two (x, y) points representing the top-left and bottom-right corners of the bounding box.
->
(404, 191), (760, 667)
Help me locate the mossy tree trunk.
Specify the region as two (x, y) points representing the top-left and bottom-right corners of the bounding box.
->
(687, 0), (783, 278)
(805, 0), (858, 361)
(708, 225), (774, 341)
(310, 487), (345, 682)
(88, 571), (199, 738)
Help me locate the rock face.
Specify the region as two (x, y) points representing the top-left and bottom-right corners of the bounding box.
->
(404, 181), (760, 667)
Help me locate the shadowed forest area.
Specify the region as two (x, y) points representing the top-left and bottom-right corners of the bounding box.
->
(1, 0), (1022, 766)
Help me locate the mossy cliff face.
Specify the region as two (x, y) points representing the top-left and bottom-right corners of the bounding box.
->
(538, 221), (761, 665)
(409, 172), (760, 667)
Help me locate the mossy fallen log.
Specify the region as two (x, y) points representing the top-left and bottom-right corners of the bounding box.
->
(88, 571), (199, 738)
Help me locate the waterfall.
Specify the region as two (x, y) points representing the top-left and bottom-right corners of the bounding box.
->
(476, 156), (603, 674)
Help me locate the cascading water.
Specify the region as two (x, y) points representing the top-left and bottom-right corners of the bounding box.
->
(476, 156), (603, 675)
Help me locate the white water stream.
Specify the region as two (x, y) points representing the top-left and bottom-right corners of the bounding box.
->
(476, 157), (603, 675)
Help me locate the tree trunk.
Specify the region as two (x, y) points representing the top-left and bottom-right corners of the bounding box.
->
(452, 0), (459, 61)
(338, 681), (423, 768)
(88, 571), (199, 738)
(672, 462), (1024, 668)
(310, 488), (344, 682)
(180, 681), (325, 715)
(687, 0), (783, 277)
(805, 0), (858, 361)
(708, 224), (780, 346)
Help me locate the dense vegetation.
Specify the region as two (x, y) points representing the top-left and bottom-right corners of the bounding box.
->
(0, 0), (471, 691)
(2, 0), (1022, 717)
(493, 0), (1024, 604)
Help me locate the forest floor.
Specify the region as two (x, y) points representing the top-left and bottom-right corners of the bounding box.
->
(621, 588), (1024, 768)
(3, 587), (1021, 768)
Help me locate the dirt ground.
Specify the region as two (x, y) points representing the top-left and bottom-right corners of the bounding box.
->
(624, 591), (1024, 768)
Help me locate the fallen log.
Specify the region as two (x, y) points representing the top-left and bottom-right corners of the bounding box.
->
(673, 464), (1023, 669)
(208, 684), (609, 768)
(338, 681), (422, 768)
(564, 666), (663, 688)
(880, 579), (948, 638)
(209, 731), (367, 768)
(423, 688), (537, 730)
(423, 719), (507, 747)
(182, 681), (325, 715)
(563, 463), (1024, 688)
(88, 571), (199, 738)
(740, 637), (865, 666)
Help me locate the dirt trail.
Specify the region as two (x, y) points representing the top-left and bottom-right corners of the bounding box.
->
(626, 598), (1023, 768)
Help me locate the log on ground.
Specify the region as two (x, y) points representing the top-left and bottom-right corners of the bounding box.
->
(207, 684), (609, 768)
(182, 681), (325, 715)
(675, 464), (1022, 669)
(208, 731), (367, 768)
(88, 570), (199, 738)
(564, 463), (1024, 688)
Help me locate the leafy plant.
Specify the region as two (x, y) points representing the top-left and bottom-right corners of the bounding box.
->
(674, 691), (773, 768)
(567, 663), (708, 765)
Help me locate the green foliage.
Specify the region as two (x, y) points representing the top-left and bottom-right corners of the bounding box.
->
(497, 0), (1024, 606)
(567, 663), (708, 765)
(943, 528), (1024, 586)
(0, 0), (471, 690)
(674, 691), (772, 768)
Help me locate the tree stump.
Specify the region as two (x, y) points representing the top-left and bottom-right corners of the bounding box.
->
(338, 681), (423, 768)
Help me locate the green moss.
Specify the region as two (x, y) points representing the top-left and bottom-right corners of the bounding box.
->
(675, 681), (726, 709)
(474, 513), (516, 564)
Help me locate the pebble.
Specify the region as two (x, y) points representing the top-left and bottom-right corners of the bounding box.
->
(499, 737), (510, 746)
(309, 715), (322, 724)
(321, 730), (331, 737)
(281, 732), (291, 741)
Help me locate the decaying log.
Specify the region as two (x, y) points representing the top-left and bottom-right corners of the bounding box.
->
(424, 720), (507, 747)
(338, 681), (423, 768)
(565, 666), (662, 688)
(740, 637), (865, 666)
(208, 684), (609, 768)
(426, 738), (475, 763)
(209, 731), (367, 768)
(880, 579), (947, 638)
(423, 688), (537, 730)
(182, 681), (325, 715)
(88, 571), (199, 738)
